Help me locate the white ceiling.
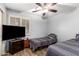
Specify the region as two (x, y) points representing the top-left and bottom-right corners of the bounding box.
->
(3, 3), (79, 13)
(4, 3), (37, 12)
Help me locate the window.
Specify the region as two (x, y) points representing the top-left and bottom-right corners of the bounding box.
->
(9, 16), (29, 35)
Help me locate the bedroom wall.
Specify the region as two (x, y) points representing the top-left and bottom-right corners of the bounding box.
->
(0, 3), (7, 55)
(48, 7), (79, 42)
(0, 8), (2, 56)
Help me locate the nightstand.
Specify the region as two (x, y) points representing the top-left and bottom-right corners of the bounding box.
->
(24, 38), (30, 48)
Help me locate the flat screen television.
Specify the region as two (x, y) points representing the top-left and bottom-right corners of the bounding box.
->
(2, 25), (25, 41)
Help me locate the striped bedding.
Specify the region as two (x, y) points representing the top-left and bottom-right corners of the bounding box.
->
(46, 39), (79, 56)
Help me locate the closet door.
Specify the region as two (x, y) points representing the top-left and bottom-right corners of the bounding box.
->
(0, 9), (3, 55)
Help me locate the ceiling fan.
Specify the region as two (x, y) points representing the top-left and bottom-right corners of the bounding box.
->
(32, 3), (57, 16)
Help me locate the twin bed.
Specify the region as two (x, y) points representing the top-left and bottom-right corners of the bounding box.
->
(30, 34), (57, 51)
(46, 39), (79, 56)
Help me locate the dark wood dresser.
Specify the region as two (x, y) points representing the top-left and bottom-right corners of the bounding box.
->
(9, 39), (24, 54)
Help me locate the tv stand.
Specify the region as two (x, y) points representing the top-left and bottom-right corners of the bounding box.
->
(9, 39), (24, 54)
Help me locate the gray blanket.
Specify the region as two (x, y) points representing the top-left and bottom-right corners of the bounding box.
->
(30, 34), (57, 51)
(47, 39), (79, 56)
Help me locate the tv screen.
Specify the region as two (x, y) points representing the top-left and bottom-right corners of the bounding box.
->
(2, 25), (25, 41)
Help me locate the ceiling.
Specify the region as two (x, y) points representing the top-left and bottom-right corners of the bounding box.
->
(3, 3), (79, 13)
(4, 3), (38, 12)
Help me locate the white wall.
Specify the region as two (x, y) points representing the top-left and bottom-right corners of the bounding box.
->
(0, 3), (7, 55)
(48, 7), (79, 42)
(0, 8), (2, 56)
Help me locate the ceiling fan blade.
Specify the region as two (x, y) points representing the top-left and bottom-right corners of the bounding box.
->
(52, 3), (57, 6)
(36, 3), (42, 7)
(49, 9), (57, 12)
(32, 10), (40, 12)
